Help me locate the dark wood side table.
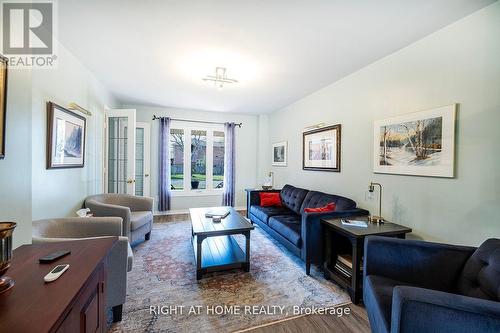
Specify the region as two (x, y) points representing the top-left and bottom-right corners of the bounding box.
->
(0, 237), (117, 333)
(321, 217), (411, 304)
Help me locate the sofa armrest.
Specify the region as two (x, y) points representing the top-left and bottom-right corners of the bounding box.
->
(123, 195), (154, 212)
(364, 236), (476, 292)
(85, 200), (131, 238)
(300, 208), (369, 268)
(391, 286), (500, 333)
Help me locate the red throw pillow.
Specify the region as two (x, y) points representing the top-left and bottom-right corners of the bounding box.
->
(260, 192), (282, 207)
(304, 202), (336, 213)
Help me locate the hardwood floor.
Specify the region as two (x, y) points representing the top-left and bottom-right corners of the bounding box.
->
(153, 210), (247, 223)
(241, 304), (370, 333)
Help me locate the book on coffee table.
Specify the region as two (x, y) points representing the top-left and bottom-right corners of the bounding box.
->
(204, 208), (230, 219)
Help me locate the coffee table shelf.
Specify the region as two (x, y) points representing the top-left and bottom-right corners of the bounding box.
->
(192, 235), (246, 270)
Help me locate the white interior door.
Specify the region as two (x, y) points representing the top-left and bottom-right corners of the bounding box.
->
(105, 109), (136, 195)
(135, 122), (151, 196)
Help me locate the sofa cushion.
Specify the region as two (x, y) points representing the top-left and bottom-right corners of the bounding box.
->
(364, 275), (413, 333)
(300, 190), (356, 213)
(280, 184), (309, 214)
(268, 215), (302, 247)
(130, 211), (152, 230)
(249, 205), (294, 224)
(457, 238), (500, 301)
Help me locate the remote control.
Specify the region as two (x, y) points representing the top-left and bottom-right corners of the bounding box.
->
(44, 264), (69, 282)
(39, 250), (71, 263)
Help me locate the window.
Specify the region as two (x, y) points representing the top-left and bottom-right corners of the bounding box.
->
(170, 128), (184, 190)
(169, 123), (225, 194)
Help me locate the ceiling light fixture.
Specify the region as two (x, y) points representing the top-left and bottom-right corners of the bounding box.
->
(202, 67), (238, 88)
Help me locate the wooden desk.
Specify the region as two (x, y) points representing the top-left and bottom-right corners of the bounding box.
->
(321, 217), (411, 304)
(0, 237), (117, 333)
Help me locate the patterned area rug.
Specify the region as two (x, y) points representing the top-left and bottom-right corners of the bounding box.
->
(110, 220), (349, 333)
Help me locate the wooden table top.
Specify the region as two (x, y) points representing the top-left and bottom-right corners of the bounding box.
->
(190, 206), (254, 236)
(0, 237), (117, 333)
(321, 216), (412, 238)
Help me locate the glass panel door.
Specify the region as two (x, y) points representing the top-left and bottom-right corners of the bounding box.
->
(105, 109), (136, 195)
(135, 122), (150, 196)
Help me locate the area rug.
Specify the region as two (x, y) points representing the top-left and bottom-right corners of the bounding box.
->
(110, 220), (350, 333)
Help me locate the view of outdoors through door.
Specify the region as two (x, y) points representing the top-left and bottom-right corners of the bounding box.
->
(108, 117), (128, 193)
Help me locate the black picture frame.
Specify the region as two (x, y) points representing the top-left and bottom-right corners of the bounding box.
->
(302, 124), (341, 172)
(0, 54), (8, 159)
(47, 102), (86, 169)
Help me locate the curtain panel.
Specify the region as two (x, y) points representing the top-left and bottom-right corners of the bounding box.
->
(158, 117), (171, 211)
(222, 122), (236, 206)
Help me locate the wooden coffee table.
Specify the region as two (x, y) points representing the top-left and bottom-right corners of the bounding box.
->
(190, 207), (254, 280)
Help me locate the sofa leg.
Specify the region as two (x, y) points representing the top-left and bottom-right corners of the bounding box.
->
(145, 232), (151, 241)
(305, 262), (311, 275)
(112, 305), (123, 322)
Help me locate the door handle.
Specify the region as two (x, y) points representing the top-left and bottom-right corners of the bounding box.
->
(126, 179), (134, 184)
(145, 174), (149, 177)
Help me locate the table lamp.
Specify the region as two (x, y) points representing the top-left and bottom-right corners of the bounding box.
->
(368, 182), (384, 223)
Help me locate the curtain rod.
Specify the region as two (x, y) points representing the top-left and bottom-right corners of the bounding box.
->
(152, 115), (242, 127)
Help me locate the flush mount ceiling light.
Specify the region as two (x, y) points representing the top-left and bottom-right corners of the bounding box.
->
(202, 67), (238, 88)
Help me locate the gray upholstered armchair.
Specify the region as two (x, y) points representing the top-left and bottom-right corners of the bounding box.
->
(84, 194), (154, 245)
(32, 217), (133, 322)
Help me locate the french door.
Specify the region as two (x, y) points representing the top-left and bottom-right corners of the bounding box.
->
(105, 109), (136, 195)
(135, 122), (151, 196)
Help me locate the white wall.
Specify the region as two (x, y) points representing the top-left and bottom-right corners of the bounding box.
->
(129, 105), (259, 211)
(31, 43), (118, 220)
(0, 69), (33, 248)
(261, 3), (500, 246)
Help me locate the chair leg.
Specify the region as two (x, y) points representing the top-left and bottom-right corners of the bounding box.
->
(145, 231), (151, 241)
(112, 305), (123, 322)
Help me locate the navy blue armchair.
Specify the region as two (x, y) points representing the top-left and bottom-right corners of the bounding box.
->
(363, 236), (500, 333)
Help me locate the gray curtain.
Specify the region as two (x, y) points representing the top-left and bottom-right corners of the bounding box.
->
(158, 117), (171, 211)
(222, 122), (236, 207)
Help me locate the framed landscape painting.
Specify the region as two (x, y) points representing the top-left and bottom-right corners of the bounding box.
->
(0, 55), (7, 159)
(303, 124), (341, 172)
(373, 104), (456, 178)
(47, 102), (86, 169)
(272, 141), (287, 166)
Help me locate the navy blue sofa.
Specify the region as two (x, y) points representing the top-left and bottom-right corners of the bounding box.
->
(248, 184), (369, 275)
(363, 236), (500, 333)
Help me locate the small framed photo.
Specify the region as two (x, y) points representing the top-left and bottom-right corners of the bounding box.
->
(272, 141), (287, 166)
(303, 124), (341, 172)
(47, 102), (86, 169)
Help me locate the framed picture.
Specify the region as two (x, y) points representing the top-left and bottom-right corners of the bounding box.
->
(272, 141), (287, 166)
(303, 124), (341, 172)
(0, 55), (7, 159)
(373, 104), (456, 178)
(47, 102), (86, 169)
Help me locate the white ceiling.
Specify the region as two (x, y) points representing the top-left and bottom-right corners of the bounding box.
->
(58, 0), (495, 114)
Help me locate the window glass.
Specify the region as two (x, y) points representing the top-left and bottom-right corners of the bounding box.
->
(191, 130), (207, 190)
(170, 128), (184, 190)
(213, 131), (225, 189)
